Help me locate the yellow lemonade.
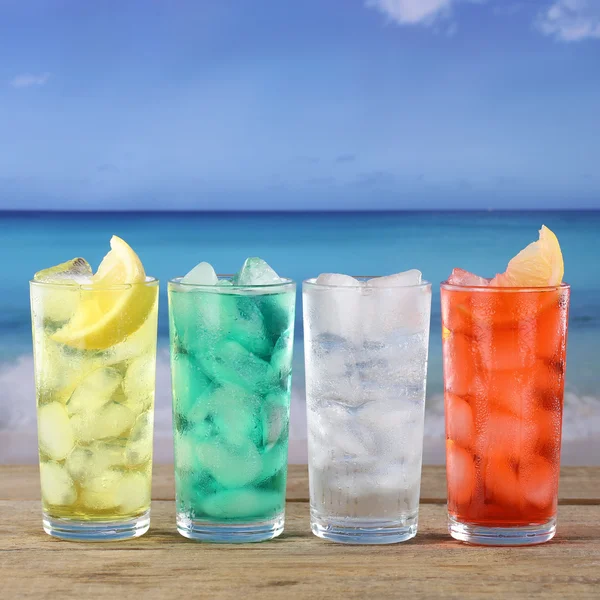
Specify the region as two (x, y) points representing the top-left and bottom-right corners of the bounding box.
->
(30, 237), (158, 540)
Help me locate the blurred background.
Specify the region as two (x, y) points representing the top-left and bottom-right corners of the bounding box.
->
(1, 0), (598, 464)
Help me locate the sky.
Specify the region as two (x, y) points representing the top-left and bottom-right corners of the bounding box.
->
(0, 0), (599, 211)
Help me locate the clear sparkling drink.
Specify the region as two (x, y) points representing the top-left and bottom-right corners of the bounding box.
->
(303, 273), (431, 544)
(169, 272), (295, 542)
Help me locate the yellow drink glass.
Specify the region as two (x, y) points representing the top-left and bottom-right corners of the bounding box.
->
(30, 276), (159, 541)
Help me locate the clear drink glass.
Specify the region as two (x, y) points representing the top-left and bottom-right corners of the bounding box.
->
(169, 275), (296, 542)
(441, 282), (570, 545)
(303, 276), (432, 544)
(30, 277), (159, 541)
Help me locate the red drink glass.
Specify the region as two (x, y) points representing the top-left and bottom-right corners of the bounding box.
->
(441, 281), (570, 545)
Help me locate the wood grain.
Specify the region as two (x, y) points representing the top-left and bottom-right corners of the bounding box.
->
(2, 464), (599, 504)
(1, 500), (598, 600)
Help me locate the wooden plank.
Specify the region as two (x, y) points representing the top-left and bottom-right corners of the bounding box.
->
(0, 501), (598, 599)
(2, 464), (599, 503)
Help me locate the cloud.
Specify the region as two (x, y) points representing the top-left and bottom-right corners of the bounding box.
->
(294, 155), (320, 165)
(335, 153), (356, 163)
(537, 0), (600, 41)
(9, 72), (51, 88)
(97, 163), (121, 174)
(307, 176), (336, 187)
(366, 0), (484, 27)
(493, 2), (524, 17)
(354, 170), (395, 188)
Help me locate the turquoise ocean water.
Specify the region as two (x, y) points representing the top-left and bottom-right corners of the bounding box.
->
(1, 211), (598, 463)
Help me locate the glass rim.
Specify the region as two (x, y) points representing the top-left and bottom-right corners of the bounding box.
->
(169, 274), (295, 290)
(30, 276), (159, 290)
(303, 276), (431, 290)
(440, 281), (570, 293)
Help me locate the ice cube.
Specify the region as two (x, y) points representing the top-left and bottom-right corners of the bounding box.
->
(447, 268), (489, 286)
(308, 401), (376, 465)
(40, 462), (77, 506)
(79, 469), (123, 510)
(270, 331), (293, 382)
(369, 402), (420, 443)
(181, 261), (218, 286)
(235, 257), (283, 285)
(71, 402), (135, 443)
(38, 402), (75, 460)
(446, 441), (476, 507)
(520, 456), (557, 509)
(66, 367), (122, 416)
(316, 273), (361, 287)
(33, 258), (93, 324)
(171, 352), (215, 417)
(306, 340), (367, 408)
(196, 440), (262, 488)
(257, 443), (288, 482)
(207, 383), (261, 447)
(367, 269), (422, 287)
(476, 411), (522, 462)
(365, 282), (430, 339)
(257, 291), (295, 340)
(169, 289), (226, 356)
(483, 454), (520, 508)
(310, 275), (364, 342)
(115, 472), (151, 514)
(106, 318), (155, 364)
(198, 339), (277, 394)
(261, 394), (289, 449)
(174, 431), (198, 472)
(66, 442), (126, 482)
(34, 257), (92, 283)
(36, 341), (103, 405)
(225, 296), (272, 358)
(125, 411), (153, 466)
(201, 489), (281, 519)
(446, 393), (475, 449)
(122, 357), (155, 416)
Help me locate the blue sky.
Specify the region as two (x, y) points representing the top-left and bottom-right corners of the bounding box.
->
(1, 0), (599, 210)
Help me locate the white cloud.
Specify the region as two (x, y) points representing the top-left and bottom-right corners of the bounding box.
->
(9, 72), (51, 89)
(366, 0), (484, 26)
(537, 0), (600, 41)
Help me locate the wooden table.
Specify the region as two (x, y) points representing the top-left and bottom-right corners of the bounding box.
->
(1, 465), (598, 599)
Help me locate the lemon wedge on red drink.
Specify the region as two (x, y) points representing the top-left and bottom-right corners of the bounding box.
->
(490, 226), (564, 287)
(52, 236), (156, 350)
(448, 226), (564, 288)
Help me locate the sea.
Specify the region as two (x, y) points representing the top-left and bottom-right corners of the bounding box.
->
(1, 210), (598, 464)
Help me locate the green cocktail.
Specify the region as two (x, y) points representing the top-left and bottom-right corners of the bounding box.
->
(168, 259), (295, 542)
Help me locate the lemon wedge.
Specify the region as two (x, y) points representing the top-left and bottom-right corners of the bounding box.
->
(52, 236), (157, 350)
(490, 225), (564, 287)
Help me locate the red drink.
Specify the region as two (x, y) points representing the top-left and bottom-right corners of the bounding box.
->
(441, 282), (570, 545)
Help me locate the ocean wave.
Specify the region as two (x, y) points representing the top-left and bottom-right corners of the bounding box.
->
(1, 353), (598, 461)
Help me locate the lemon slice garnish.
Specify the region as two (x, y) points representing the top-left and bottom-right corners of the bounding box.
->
(491, 225), (564, 287)
(52, 236), (157, 350)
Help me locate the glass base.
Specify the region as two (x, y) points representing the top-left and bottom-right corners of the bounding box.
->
(43, 510), (150, 542)
(448, 514), (557, 546)
(176, 512), (284, 543)
(310, 510), (418, 545)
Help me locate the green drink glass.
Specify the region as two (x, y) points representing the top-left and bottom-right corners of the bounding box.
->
(168, 275), (296, 542)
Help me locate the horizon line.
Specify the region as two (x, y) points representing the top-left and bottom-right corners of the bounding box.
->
(1, 208), (600, 215)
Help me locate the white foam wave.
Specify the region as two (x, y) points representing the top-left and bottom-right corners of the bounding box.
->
(0, 354), (598, 463)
